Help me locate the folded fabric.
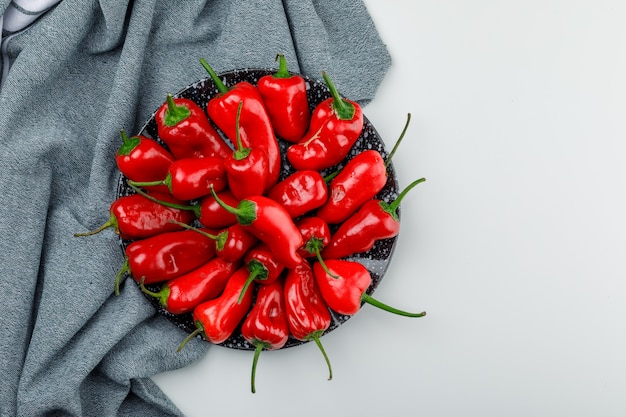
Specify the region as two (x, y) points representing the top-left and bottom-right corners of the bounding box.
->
(0, 1), (390, 415)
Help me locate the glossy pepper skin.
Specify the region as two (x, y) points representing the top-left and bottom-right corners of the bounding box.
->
(129, 185), (238, 230)
(201, 59), (280, 191)
(317, 150), (387, 224)
(238, 242), (285, 304)
(210, 188), (304, 269)
(115, 228), (217, 294)
(223, 102), (269, 200)
(129, 156), (228, 201)
(257, 53), (311, 143)
(266, 170), (328, 219)
(73, 193), (195, 240)
(287, 72), (363, 171)
(155, 94), (231, 160)
(167, 221), (258, 264)
(140, 257), (240, 315)
(322, 178), (426, 260)
(296, 217), (331, 259)
(241, 280), (289, 393)
(115, 130), (174, 194)
(284, 261), (333, 380)
(313, 259), (426, 318)
(182, 266), (255, 347)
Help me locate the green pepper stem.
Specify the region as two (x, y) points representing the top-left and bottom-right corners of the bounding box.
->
(209, 186), (257, 225)
(163, 94), (191, 127)
(73, 214), (116, 237)
(177, 322), (204, 352)
(167, 219), (219, 240)
(209, 185), (238, 215)
(314, 249), (339, 279)
(117, 129), (140, 156)
(323, 169), (340, 183)
(139, 276), (170, 309)
(385, 113), (411, 170)
(114, 258), (130, 296)
(309, 331), (333, 381)
(200, 58), (229, 94)
(127, 179), (165, 188)
(232, 101), (251, 160)
(237, 263), (265, 304)
(129, 184), (201, 217)
(250, 342), (263, 393)
(322, 71), (355, 120)
(381, 177), (426, 221)
(274, 53), (291, 78)
(361, 293), (426, 318)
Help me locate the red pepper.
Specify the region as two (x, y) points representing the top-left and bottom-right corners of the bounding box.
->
(241, 280), (289, 393)
(316, 150), (387, 224)
(317, 113), (412, 224)
(284, 261), (333, 380)
(223, 102), (269, 200)
(170, 220), (259, 264)
(155, 94), (231, 160)
(139, 257), (240, 315)
(286, 71), (363, 171)
(266, 170), (328, 219)
(115, 129), (174, 194)
(257, 53), (311, 143)
(295, 216), (336, 279)
(129, 156), (227, 201)
(296, 217), (331, 259)
(201, 59), (281, 191)
(322, 178), (426, 260)
(114, 228), (217, 294)
(210, 187), (304, 269)
(237, 242), (285, 304)
(178, 266), (255, 349)
(73, 192), (195, 240)
(313, 259), (426, 318)
(129, 185), (238, 229)
(197, 190), (239, 228)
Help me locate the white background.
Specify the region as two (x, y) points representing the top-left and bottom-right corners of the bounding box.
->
(152, 1), (626, 415)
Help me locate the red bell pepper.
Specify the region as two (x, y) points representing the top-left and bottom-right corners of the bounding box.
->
(316, 150), (387, 224)
(313, 259), (426, 318)
(200, 59), (280, 191)
(241, 280), (289, 393)
(129, 156), (227, 201)
(114, 228), (217, 294)
(210, 187), (304, 269)
(257, 53), (311, 143)
(223, 102), (269, 200)
(266, 170), (328, 219)
(284, 261), (333, 380)
(139, 257), (240, 315)
(178, 266), (255, 349)
(115, 129), (174, 194)
(155, 94), (231, 160)
(73, 192), (195, 240)
(322, 178), (426, 260)
(237, 242), (285, 304)
(286, 71), (363, 171)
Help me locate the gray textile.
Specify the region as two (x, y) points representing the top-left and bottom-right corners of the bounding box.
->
(0, 1), (390, 416)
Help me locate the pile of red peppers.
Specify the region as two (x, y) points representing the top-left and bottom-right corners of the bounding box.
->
(75, 54), (427, 394)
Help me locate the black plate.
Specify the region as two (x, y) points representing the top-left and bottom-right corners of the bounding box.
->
(117, 68), (400, 350)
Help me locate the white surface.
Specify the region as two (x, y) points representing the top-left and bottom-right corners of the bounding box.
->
(152, 1), (626, 416)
